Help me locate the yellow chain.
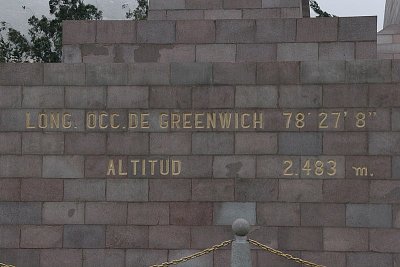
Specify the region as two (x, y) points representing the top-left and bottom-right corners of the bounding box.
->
(149, 240), (233, 267)
(248, 239), (326, 267)
(0, 263), (15, 267)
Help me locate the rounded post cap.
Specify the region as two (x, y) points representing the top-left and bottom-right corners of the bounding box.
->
(232, 218), (250, 236)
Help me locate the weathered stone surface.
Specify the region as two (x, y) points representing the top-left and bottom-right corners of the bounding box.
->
(216, 20), (255, 43)
(213, 202), (256, 225)
(43, 202), (85, 224)
(256, 19), (296, 42)
(43, 156), (84, 178)
(324, 228), (368, 251)
(64, 179), (105, 201)
(338, 17), (377, 41)
(171, 63), (213, 85)
(346, 204), (392, 228)
(64, 225), (105, 248)
(177, 21), (215, 43)
(137, 21), (176, 43)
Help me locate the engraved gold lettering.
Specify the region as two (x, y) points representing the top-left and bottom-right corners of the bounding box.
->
(195, 113), (204, 129)
(141, 113), (149, 129)
(118, 159), (127, 176)
(241, 113), (250, 129)
(183, 112), (192, 129)
(160, 113), (169, 129)
(87, 112), (96, 129)
(254, 112), (263, 129)
(107, 160), (116, 176)
(99, 112), (108, 129)
(25, 112), (35, 129)
(171, 113), (180, 129)
(129, 113), (138, 128)
(172, 160), (182, 176)
(131, 160), (139, 175)
(110, 113), (120, 129)
(207, 113), (216, 129)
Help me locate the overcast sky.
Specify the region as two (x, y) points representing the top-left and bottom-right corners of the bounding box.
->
(0, 0), (387, 34)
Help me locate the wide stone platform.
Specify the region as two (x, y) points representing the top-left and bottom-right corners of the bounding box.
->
(0, 1), (399, 267)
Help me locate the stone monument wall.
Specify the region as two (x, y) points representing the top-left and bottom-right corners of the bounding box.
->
(1, 3), (399, 267)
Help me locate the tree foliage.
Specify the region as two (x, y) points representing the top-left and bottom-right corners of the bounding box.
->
(309, 0), (335, 17)
(124, 0), (149, 20)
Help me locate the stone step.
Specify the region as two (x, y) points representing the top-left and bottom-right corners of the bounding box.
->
(0, 60), (395, 86)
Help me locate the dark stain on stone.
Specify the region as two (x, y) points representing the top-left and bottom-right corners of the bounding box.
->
(134, 44), (173, 62)
(68, 209), (75, 217)
(226, 162), (243, 177)
(81, 44), (110, 56)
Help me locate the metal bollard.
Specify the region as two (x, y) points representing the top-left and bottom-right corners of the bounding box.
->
(231, 218), (252, 267)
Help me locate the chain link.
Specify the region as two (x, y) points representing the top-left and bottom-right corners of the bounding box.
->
(249, 239), (326, 267)
(0, 263), (15, 267)
(149, 240), (232, 267)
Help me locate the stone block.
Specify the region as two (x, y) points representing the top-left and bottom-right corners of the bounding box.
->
(149, 226), (190, 249)
(279, 180), (323, 202)
(126, 249), (168, 267)
(150, 133), (191, 155)
(97, 21), (136, 43)
(224, 0), (261, 8)
(279, 85), (322, 108)
(236, 85), (277, 108)
(235, 132), (278, 154)
(21, 226), (62, 248)
(128, 63), (170, 85)
(300, 61), (346, 84)
(171, 63), (213, 85)
(0, 250), (40, 267)
(40, 249), (82, 267)
(42, 202), (84, 224)
(149, 179), (191, 201)
(346, 204), (392, 228)
(277, 43), (319, 61)
(186, 0), (223, 9)
(257, 203), (300, 226)
(319, 42), (355, 60)
(192, 86), (234, 108)
(301, 204), (345, 227)
(323, 84), (368, 107)
(338, 17), (377, 41)
(237, 44), (277, 62)
(191, 226), (233, 249)
(347, 253), (393, 267)
(107, 179), (148, 201)
(281, 7), (302, 18)
(137, 21), (175, 43)
(301, 252), (346, 267)
(279, 133), (322, 155)
(370, 180), (400, 203)
(0, 202), (41, 224)
(128, 203), (169, 225)
(256, 19), (296, 42)
(107, 86), (148, 108)
(64, 225), (105, 248)
(44, 64), (85, 86)
(86, 202), (127, 224)
(262, 0), (299, 7)
(65, 133), (106, 155)
(393, 109), (400, 131)
(43, 155), (84, 178)
(196, 44), (236, 62)
(150, 0), (185, 9)
(0, 133), (21, 154)
(213, 63), (256, 84)
(177, 20), (215, 43)
(0, 155), (42, 178)
(81, 44), (115, 63)
(175, 156), (213, 177)
(257, 62), (300, 84)
(21, 179), (63, 201)
(107, 133), (148, 155)
(22, 86), (64, 108)
(204, 9), (242, 19)
(324, 228), (368, 251)
(63, 20), (96, 44)
(213, 202), (256, 225)
(369, 133), (400, 154)
(0, 226), (20, 248)
(62, 45), (82, 63)
(64, 179), (105, 201)
(0, 86), (21, 108)
(370, 229), (400, 252)
(216, 20), (255, 43)
(86, 64), (127, 85)
(394, 157), (400, 179)
(0, 63), (43, 86)
(369, 84), (400, 107)
(324, 132), (368, 155)
(170, 203), (213, 226)
(167, 10), (204, 20)
(243, 9), (280, 19)
(297, 18), (338, 42)
(213, 156), (255, 178)
(235, 179), (278, 201)
(323, 180), (369, 203)
(133, 44), (194, 63)
(192, 132), (234, 154)
(83, 249), (125, 267)
(356, 41), (377, 59)
(346, 60), (392, 83)
(65, 86), (106, 108)
(192, 179), (234, 201)
(279, 228), (323, 250)
(346, 156), (391, 179)
(257, 250), (300, 267)
(22, 132), (64, 154)
(0, 179), (20, 201)
(0, 109), (38, 131)
(150, 86), (191, 108)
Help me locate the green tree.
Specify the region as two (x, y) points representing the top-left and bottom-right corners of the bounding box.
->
(309, 0), (335, 17)
(0, 0), (102, 63)
(123, 0), (148, 20)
